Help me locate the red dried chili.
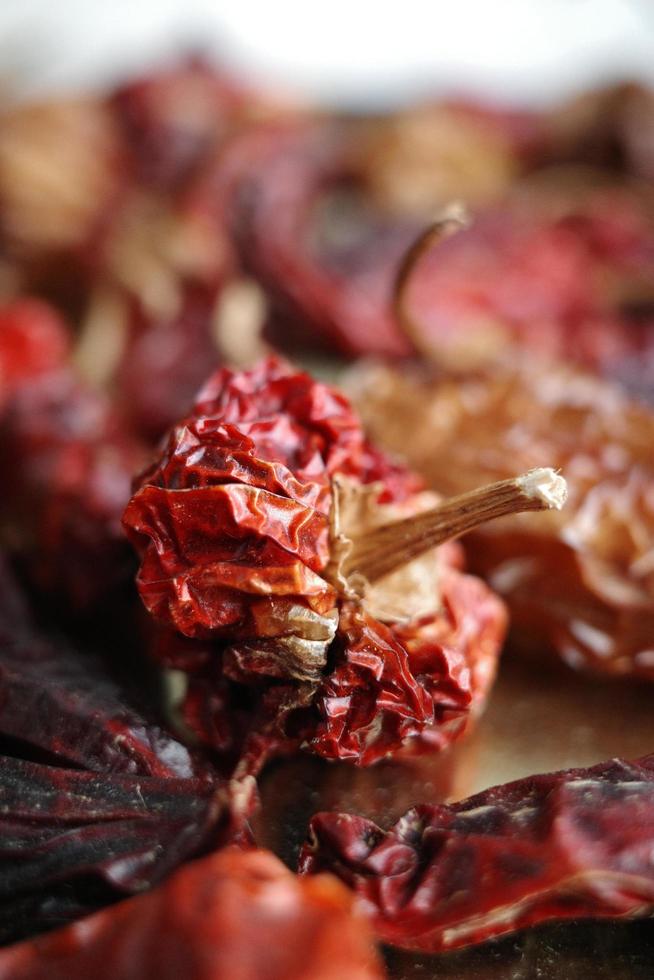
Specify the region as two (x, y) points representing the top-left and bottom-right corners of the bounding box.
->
(0, 299), (144, 607)
(393, 185), (654, 376)
(0, 849), (385, 980)
(0, 299), (70, 408)
(0, 554), (243, 944)
(123, 358), (567, 769)
(300, 753), (654, 952)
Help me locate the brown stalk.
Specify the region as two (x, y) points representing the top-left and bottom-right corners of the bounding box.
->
(345, 468), (567, 583)
(393, 202), (470, 350)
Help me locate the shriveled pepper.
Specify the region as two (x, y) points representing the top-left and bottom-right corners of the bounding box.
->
(351, 359), (654, 678)
(124, 357), (565, 770)
(0, 554), (244, 945)
(300, 752), (654, 953)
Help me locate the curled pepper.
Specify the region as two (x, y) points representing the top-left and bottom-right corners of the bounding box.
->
(300, 752), (654, 953)
(124, 357), (565, 768)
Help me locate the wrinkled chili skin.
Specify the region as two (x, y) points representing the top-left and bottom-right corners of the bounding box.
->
(0, 849), (385, 980)
(352, 361), (654, 678)
(0, 556), (243, 945)
(125, 358), (505, 767)
(300, 753), (654, 953)
(124, 356), (420, 645)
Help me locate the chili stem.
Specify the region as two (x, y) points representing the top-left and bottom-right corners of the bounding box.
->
(393, 203), (469, 347)
(345, 468), (567, 583)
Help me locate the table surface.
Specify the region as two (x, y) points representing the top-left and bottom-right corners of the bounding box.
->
(256, 651), (654, 978)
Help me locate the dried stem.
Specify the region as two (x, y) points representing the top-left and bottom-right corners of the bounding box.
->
(345, 468), (567, 583)
(393, 203), (470, 348)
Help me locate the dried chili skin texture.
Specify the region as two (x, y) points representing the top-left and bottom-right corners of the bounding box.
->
(124, 356), (420, 649)
(0, 302), (144, 608)
(124, 358), (506, 768)
(0, 553), (195, 778)
(352, 361), (654, 678)
(300, 753), (654, 953)
(0, 555), (241, 944)
(0, 849), (385, 980)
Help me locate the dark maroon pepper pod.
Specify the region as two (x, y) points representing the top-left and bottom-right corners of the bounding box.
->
(0, 553), (246, 946)
(0, 299), (144, 610)
(300, 754), (654, 952)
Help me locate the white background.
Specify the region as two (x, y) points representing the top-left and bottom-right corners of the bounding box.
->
(0, 0), (653, 106)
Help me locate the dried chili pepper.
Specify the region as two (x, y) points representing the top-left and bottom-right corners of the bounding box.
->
(0, 555), (243, 944)
(0, 553), (195, 778)
(123, 358), (568, 768)
(393, 184), (654, 374)
(218, 108), (654, 364)
(0, 300), (144, 607)
(351, 359), (654, 677)
(221, 120), (415, 358)
(110, 56), (280, 194)
(300, 752), (654, 953)
(0, 299), (70, 408)
(0, 849), (385, 980)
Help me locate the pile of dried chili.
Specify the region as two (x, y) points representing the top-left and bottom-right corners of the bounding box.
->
(4, 59), (654, 979)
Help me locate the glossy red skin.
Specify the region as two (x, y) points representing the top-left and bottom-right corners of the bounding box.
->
(125, 358), (505, 767)
(0, 849), (385, 980)
(300, 753), (654, 952)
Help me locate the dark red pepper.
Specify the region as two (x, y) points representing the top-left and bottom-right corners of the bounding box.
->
(394, 186), (654, 377)
(300, 753), (654, 952)
(0, 300), (144, 608)
(0, 554), (243, 945)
